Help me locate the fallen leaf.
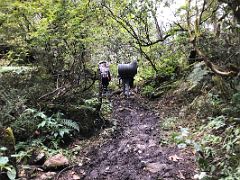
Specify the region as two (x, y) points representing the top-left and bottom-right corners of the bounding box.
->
(168, 154), (183, 162)
(37, 168), (44, 172)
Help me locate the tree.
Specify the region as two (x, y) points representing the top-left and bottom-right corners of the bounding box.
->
(218, 0), (240, 23)
(101, 0), (178, 73)
(176, 0), (240, 76)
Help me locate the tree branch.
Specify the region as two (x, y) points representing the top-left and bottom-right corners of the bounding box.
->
(195, 47), (239, 76)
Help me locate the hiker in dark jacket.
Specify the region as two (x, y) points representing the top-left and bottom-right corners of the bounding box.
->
(118, 60), (137, 96)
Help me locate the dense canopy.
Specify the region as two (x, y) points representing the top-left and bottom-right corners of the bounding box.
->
(0, 0), (240, 179)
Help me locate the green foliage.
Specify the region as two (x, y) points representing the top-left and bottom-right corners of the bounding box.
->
(100, 99), (113, 118)
(137, 63), (156, 82)
(141, 84), (155, 97)
(197, 115), (240, 178)
(162, 117), (178, 130)
(36, 111), (79, 141)
(0, 148), (17, 180)
(222, 92), (240, 117)
(12, 108), (79, 145)
(84, 98), (101, 109)
(187, 62), (210, 87)
(189, 92), (222, 119)
(156, 51), (182, 76)
(11, 109), (41, 140)
(170, 127), (192, 149)
(161, 116), (193, 149)
(0, 87), (27, 128)
(1, 0), (240, 178)
(232, 92), (240, 105)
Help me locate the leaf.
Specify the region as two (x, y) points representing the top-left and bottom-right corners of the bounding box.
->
(193, 143), (202, 152)
(168, 154), (183, 162)
(0, 156), (9, 165)
(194, 172), (207, 179)
(54, 132), (58, 138)
(59, 128), (70, 137)
(37, 120), (46, 128)
(35, 112), (47, 119)
(178, 143), (187, 149)
(59, 130), (65, 138)
(62, 119), (80, 131)
(24, 108), (36, 113)
(0, 147), (8, 151)
(7, 168), (17, 180)
(180, 128), (189, 137)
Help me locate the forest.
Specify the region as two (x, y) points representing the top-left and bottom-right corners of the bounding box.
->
(0, 0), (240, 179)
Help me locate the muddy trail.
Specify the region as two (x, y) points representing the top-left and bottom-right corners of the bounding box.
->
(59, 95), (196, 180)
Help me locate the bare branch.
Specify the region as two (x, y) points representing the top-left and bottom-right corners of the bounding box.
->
(102, 3), (174, 47)
(195, 47), (239, 77)
(199, 0), (207, 24)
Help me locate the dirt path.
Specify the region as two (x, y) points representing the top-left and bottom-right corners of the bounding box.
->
(59, 95), (196, 180)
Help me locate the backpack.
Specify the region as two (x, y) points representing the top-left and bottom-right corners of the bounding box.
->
(99, 62), (110, 80)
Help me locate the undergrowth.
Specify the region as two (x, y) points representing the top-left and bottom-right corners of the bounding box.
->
(0, 69), (103, 178)
(159, 65), (240, 179)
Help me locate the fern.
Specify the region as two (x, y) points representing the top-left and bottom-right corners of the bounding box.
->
(187, 62), (210, 85)
(61, 119), (80, 132)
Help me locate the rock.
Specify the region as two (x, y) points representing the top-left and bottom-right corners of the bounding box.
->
(43, 154), (69, 170)
(72, 174), (81, 180)
(136, 144), (146, 150)
(145, 162), (167, 173)
(148, 139), (156, 147)
(30, 151), (45, 165)
(38, 172), (56, 180)
(90, 170), (98, 179)
(35, 152), (45, 164)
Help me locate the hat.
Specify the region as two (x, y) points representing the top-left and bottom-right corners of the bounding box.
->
(98, 61), (107, 64)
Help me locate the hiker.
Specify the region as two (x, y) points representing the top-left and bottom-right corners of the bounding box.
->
(99, 61), (111, 92)
(118, 60), (137, 96)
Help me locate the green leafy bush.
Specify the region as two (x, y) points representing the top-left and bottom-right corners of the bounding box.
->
(12, 108), (79, 146)
(36, 111), (79, 142)
(141, 84), (155, 97)
(0, 88), (27, 129)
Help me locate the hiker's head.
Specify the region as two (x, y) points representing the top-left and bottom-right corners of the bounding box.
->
(99, 61), (107, 69)
(102, 62), (107, 67)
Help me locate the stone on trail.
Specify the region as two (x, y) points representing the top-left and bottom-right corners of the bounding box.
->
(145, 162), (168, 173)
(38, 172), (56, 180)
(29, 151), (46, 165)
(43, 154), (69, 170)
